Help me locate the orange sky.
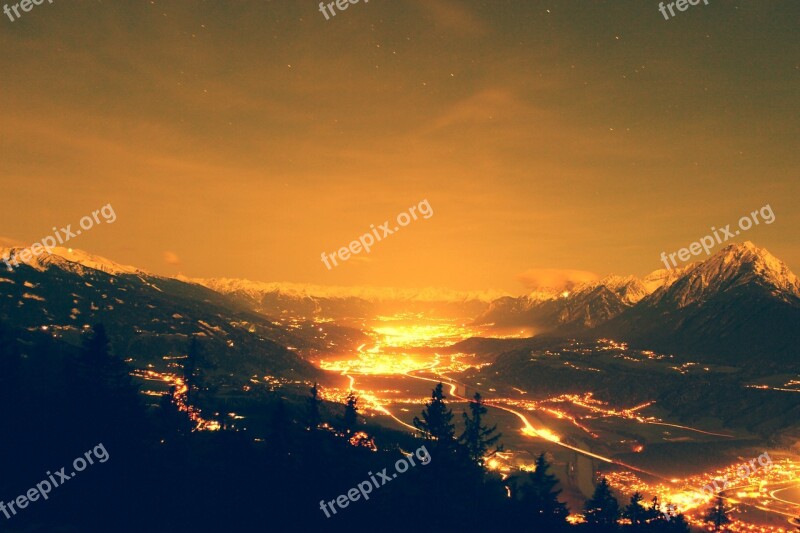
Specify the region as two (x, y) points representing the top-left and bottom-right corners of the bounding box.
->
(1, 1), (797, 293)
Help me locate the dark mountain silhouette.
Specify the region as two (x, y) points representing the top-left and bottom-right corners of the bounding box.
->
(474, 242), (799, 362)
(595, 242), (800, 362)
(473, 272), (682, 331)
(0, 246), (328, 383)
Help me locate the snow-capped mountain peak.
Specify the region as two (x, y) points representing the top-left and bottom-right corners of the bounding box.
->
(641, 263), (697, 293)
(573, 275), (650, 305)
(186, 276), (508, 304)
(648, 242), (800, 308)
(526, 288), (562, 302)
(705, 241), (800, 295)
(0, 247), (141, 276)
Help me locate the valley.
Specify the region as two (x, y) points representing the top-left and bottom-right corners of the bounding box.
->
(313, 314), (800, 531)
(1, 242), (798, 531)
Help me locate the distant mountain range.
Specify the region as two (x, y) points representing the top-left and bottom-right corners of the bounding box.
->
(1, 241), (796, 373)
(186, 277), (501, 320)
(474, 267), (690, 331)
(475, 242), (800, 362)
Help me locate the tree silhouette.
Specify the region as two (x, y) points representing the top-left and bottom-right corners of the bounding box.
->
(64, 322), (147, 470)
(647, 496), (663, 519)
(624, 491), (646, 528)
(78, 323), (112, 386)
(413, 383), (456, 446)
(184, 336), (200, 405)
(459, 392), (502, 467)
(306, 382), (321, 431)
(159, 386), (192, 438)
(75, 324), (139, 414)
(268, 397), (291, 455)
(343, 392), (358, 434)
(513, 452), (569, 529)
(0, 321), (20, 405)
(665, 513), (692, 532)
(703, 495), (730, 531)
(583, 476), (620, 530)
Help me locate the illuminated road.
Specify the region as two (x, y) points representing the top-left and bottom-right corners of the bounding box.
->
(328, 338), (696, 480)
(132, 369), (220, 431)
(404, 368), (668, 479)
(319, 321), (800, 531)
(770, 482), (800, 508)
(643, 421), (734, 438)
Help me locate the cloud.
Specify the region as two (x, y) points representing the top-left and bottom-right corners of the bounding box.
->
(517, 268), (599, 291)
(163, 251), (181, 266)
(0, 236), (26, 248)
(422, 88), (522, 133)
(414, 0), (487, 36)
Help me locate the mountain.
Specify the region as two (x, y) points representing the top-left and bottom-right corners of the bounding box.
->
(0, 247), (327, 384)
(473, 273), (680, 332)
(595, 242), (800, 362)
(186, 277), (375, 320)
(473, 242), (799, 362)
(188, 277), (501, 320)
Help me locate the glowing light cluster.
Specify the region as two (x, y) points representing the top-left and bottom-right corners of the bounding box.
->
(132, 369), (221, 431)
(313, 317), (797, 532)
(605, 456), (800, 532)
(321, 352), (430, 375)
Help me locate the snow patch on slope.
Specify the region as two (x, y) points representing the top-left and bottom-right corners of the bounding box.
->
(184, 277), (509, 303)
(0, 247), (141, 276)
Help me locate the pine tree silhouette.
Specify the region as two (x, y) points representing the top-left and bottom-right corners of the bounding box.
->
(513, 452), (569, 529)
(584, 476), (620, 530)
(184, 336), (200, 405)
(646, 495), (691, 531)
(647, 495), (662, 521)
(73, 323), (143, 446)
(413, 383), (455, 443)
(458, 392), (502, 467)
(159, 386), (192, 438)
(624, 491), (646, 528)
(665, 513), (692, 531)
(306, 382), (322, 431)
(703, 495), (730, 531)
(76, 324), (136, 403)
(0, 321), (20, 406)
(343, 392), (358, 434)
(268, 397), (291, 456)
